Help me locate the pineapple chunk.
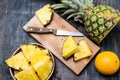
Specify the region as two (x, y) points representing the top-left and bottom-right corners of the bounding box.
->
(5, 52), (30, 70)
(35, 4), (53, 26)
(33, 56), (53, 80)
(21, 44), (53, 80)
(15, 67), (39, 80)
(30, 50), (49, 65)
(74, 39), (92, 61)
(62, 36), (77, 59)
(20, 44), (42, 62)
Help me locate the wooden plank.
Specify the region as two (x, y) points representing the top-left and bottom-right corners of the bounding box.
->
(23, 12), (100, 75)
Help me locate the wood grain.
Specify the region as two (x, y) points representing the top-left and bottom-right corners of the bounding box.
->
(23, 12), (100, 75)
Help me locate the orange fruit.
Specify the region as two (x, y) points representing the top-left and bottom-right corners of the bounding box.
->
(95, 51), (119, 75)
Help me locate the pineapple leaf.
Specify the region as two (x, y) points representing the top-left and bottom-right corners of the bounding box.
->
(62, 9), (76, 15)
(51, 4), (68, 9)
(72, 0), (85, 10)
(61, 0), (78, 10)
(74, 15), (84, 23)
(67, 12), (84, 20)
(84, 0), (93, 7)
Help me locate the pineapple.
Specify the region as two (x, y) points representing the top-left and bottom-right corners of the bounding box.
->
(33, 56), (53, 80)
(21, 44), (53, 80)
(15, 67), (39, 80)
(51, 0), (120, 44)
(20, 44), (42, 62)
(5, 52), (30, 70)
(30, 49), (49, 65)
(35, 4), (53, 26)
(62, 36), (77, 59)
(5, 44), (54, 80)
(74, 39), (92, 61)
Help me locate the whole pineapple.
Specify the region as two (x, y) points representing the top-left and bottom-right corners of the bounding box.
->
(51, 0), (120, 44)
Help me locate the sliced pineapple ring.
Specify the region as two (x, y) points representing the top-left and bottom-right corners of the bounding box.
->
(62, 36), (77, 59)
(15, 67), (39, 80)
(5, 52), (30, 70)
(35, 4), (53, 26)
(74, 39), (92, 61)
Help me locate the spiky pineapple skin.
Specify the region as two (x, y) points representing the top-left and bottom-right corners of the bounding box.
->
(52, 0), (120, 44)
(84, 5), (120, 44)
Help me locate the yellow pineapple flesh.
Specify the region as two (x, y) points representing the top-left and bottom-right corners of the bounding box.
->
(30, 49), (49, 65)
(6, 44), (54, 80)
(33, 56), (53, 80)
(15, 67), (39, 80)
(74, 39), (92, 61)
(35, 4), (53, 26)
(21, 44), (53, 80)
(5, 52), (30, 70)
(62, 36), (77, 59)
(20, 44), (41, 62)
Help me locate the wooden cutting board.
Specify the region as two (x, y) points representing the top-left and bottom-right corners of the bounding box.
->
(23, 12), (100, 75)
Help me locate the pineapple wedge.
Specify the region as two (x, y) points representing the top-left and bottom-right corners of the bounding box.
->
(15, 67), (39, 80)
(74, 39), (92, 61)
(21, 44), (53, 80)
(33, 56), (53, 80)
(20, 44), (42, 62)
(62, 36), (77, 59)
(35, 4), (53, 26)
(30, 49), (49, 65)
(5, 52), (30, 70)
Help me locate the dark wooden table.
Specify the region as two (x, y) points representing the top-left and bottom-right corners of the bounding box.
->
(0, 0), (120, 80)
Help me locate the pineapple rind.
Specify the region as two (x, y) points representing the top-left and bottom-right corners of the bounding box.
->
(5, 52), (30, 70)
(74, 39), (92, 61)
(84, 5), (120, 44)
(62, 36), (77, 59)
(52, 0), (120, 44)
(15, 67), (39, 80)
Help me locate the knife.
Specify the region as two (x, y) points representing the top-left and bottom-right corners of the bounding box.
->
(26, 27), (84, 36)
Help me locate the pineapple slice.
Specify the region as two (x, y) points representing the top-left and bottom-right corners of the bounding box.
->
(5, 52), (30, 70)
(62, 36), (77, 59)
(20, 44), (42, 62)
(30, 49), (49, 65)
(35, 4), (53, 26)
(74, 39), (92, 61)
(21, 44), (53, 80)
(15, 67), (39, 80)
(33, 56), (53, 80)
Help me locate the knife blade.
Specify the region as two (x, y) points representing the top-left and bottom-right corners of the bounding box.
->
(26, 27), (84, 36)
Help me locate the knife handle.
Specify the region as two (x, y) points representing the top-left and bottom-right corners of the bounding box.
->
(26, 27), (56, 34)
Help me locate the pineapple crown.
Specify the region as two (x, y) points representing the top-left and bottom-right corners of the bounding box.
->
(51, 0), (94, 23)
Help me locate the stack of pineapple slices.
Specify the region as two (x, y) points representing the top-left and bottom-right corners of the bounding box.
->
(62, 36), (92, 61)
(5, 44), (53, 80)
